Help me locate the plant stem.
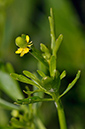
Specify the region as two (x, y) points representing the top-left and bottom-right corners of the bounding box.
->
(55, 99), (67, 129)
(52, 93), (67, 129)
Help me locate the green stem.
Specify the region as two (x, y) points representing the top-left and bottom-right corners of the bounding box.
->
(52, 93), (67, 129)
(55, 99), (67, 129)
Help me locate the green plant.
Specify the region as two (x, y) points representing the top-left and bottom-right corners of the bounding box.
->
(0, 8), (81, 129)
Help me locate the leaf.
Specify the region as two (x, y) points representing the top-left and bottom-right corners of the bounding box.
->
(48, 8), (55, 51)
(0, 71), (24, 100)
(59, 70), (81, 98)
(0, 98), (20, 110)
(23, 89), (42, 95)
(23, 70), (40, 84)
(52, 70), (61, 92)
(53, 34), (63, 57)
(30, 45), (49, 68)
(6, 62), (15, 73)
(11, 73), (41, 89)
(15, 96), (53, 105)
(49, 55), (56, 77)
(40, 43), (50, 53)
(60, 70), (66, 80)
(37, 70), (46, 78)
(40, 43), (51, 59)
(41, 76), (53, 91)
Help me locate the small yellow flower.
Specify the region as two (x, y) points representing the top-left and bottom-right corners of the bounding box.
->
(15, 35), (32, 57)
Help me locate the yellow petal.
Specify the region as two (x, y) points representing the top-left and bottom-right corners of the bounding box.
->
(20, 48), (29, 57)
(26, 35), (29, 43)
(15, 48), (23, 54)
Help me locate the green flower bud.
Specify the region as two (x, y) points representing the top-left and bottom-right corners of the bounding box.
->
(15, 37), (27, 48)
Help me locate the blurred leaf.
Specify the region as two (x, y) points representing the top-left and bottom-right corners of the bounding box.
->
(60, 70), (66, 80)
(37, 70), (46, 78)
(49, 55), (56, 77)
(0, 125), (14, 129)
(6, 62), (15, 73)
(11, 117), (26, 128)
(0, 98), (20, 110)
(15, 96), (53, 105)
(0, 71), (24, 100)
(59, 70), (81, 98)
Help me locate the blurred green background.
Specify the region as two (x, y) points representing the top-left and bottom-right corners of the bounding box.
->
(0, 0), (85, 129)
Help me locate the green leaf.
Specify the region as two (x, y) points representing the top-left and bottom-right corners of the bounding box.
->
(40, 43), (50, 53)
(0, 98), (20, 110)
(41, 76), (53, 91)
(48, 8), (55, 51)
(23, 89), (42, 95)
(49, 55), (56, 77)
(53, 34), (63, 57)
(60, 70), (66, 80)
(37, 70), (46, 78)
(52, 70), (61, 92)
(15, 96), (53, 105)
(59, 70), (81, 98)
(40, 43), (51, 59)
(30, 45), (49, 68)
(11, 73), (42, 89)
(0, 71), (24, 100)
(23, 70), (40, 84)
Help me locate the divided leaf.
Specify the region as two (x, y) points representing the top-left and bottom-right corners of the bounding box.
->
(59, 70), (81, 98)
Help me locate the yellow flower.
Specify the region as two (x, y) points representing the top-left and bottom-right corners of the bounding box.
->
(15, 47), (30, 57)
(15, 35), (32, 57)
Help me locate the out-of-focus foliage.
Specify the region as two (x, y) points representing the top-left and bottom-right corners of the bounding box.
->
(0, 0), (85, 129)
